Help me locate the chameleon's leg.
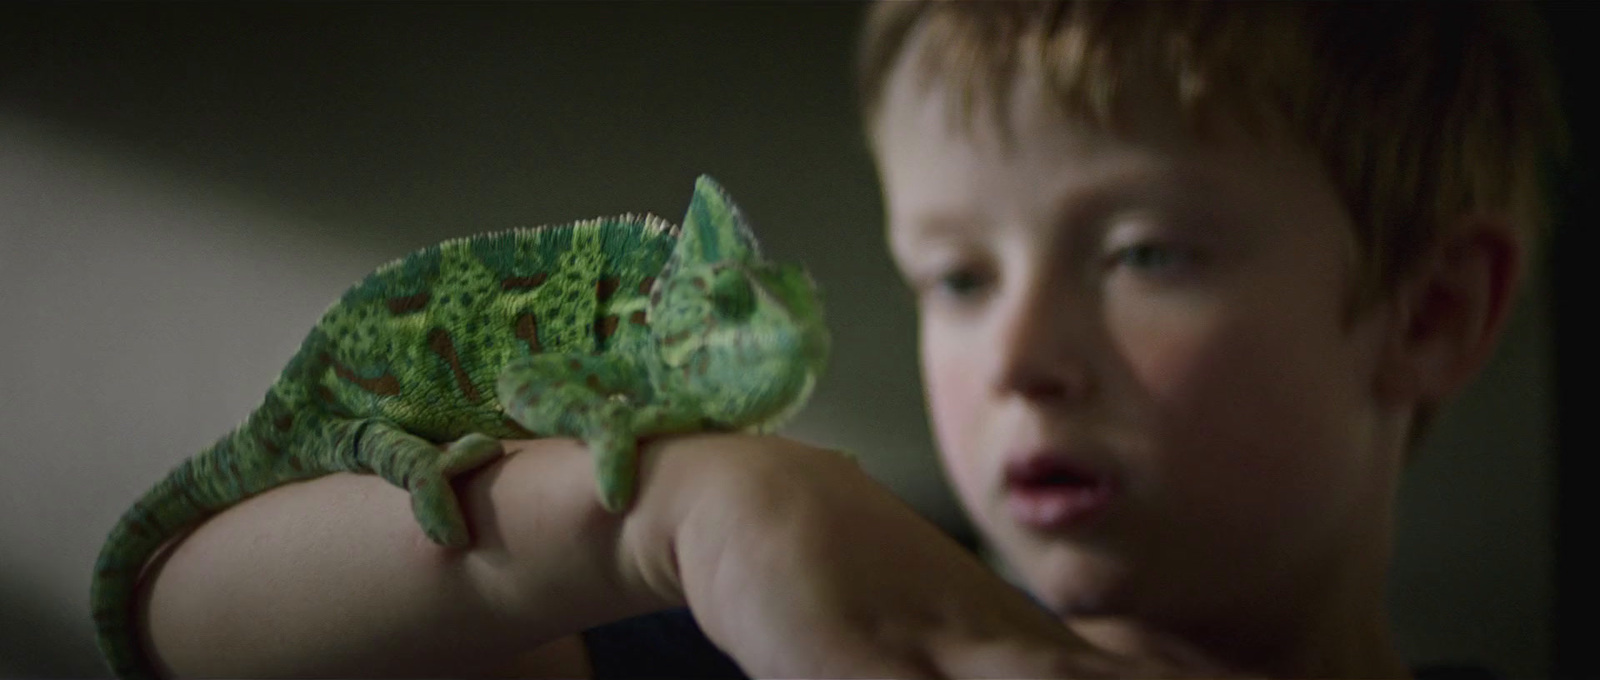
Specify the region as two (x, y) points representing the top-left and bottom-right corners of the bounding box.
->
(497, 355), (650, 512)
(581, 403), (641, 513)
(350, 422), (505, 548)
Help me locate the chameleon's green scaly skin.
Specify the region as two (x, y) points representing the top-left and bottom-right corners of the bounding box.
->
(89, 176), (830, 679)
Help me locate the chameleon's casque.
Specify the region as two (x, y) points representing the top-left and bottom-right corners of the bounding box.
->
(89, 176), (830, 678)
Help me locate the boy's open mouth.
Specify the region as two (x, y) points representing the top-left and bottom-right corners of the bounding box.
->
(1002, 455), (1117, 531)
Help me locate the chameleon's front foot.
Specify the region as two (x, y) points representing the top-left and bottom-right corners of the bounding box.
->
(499, 354), (654, 515)
(590, 426), (641, 513)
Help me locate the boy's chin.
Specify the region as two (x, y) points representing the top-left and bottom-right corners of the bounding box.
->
(991, 535), (1139, 618)
(1030, 573), (1135, 620)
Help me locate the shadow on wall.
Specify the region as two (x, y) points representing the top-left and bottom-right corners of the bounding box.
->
(1, 576), (105, 677)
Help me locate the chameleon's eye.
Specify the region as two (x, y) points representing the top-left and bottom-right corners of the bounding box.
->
(711, 268), (755, 321)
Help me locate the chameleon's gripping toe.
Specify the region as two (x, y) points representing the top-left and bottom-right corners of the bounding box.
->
(590, 423), (641, 513)
(409, 433), (506, 548)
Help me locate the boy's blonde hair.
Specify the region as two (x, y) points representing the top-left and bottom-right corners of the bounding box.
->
(857, 1), (1569, 455)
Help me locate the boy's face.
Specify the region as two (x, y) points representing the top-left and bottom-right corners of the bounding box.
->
(874, 62), (1407, 629)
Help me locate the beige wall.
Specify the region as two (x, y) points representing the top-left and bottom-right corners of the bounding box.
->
(0, 4), (1554, 677)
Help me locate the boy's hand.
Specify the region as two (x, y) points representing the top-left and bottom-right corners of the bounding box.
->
(622, 434), (1252, 678)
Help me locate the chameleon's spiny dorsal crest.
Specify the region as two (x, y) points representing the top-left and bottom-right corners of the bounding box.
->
(90, 176), (831, 679)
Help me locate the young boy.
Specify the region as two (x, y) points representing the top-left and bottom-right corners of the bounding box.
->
(135, 1), (1566, 678)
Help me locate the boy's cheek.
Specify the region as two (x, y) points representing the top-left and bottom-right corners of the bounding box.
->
(1127, 311), (1364, 520)
(1104, 301), (1223, 405)
(919, 337), (992, 501)
(923, 361), (980, 460)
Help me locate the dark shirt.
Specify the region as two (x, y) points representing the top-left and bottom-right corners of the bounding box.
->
(583, 607), (1500, 680)
(583, 607), (744, 679)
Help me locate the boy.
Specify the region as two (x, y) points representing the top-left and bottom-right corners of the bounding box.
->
(135, 1), (1566, 678)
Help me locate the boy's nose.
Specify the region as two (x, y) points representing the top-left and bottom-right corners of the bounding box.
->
(990, 282), (1096, 405)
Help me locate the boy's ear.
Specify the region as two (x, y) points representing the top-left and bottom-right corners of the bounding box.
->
(1375, 215), (1524, 405)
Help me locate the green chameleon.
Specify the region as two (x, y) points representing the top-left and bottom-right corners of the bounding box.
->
(90, 175), (831, 679)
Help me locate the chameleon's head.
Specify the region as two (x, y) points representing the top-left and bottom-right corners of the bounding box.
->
(650, 176), (830, 429)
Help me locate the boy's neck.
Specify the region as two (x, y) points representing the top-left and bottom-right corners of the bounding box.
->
(981, 543), (1412, 677)
(1069, 610), (1410, 679)
(1065, 547), (1412, 679)
(1061, 503), (1412, 679)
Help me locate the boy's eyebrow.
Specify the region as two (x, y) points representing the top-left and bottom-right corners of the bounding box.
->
(893, 172), (1146, 231)
(891, 211), (984, 241)
(886, 210), (993, 262)
(887, 163), (1223, 251)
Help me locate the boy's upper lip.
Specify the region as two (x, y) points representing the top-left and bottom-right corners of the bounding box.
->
(1001, 446), (1121, 491)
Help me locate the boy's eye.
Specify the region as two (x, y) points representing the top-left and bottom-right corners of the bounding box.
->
(1109, 243), (1197, 275)
(936, 269), (989, 298)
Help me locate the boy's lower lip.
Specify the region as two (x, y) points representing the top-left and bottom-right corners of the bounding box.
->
(1004, 483), (1115, 531)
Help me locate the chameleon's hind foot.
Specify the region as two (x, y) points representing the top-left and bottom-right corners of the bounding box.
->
(409, 433), (506, 548)
(411, 477), (470, 548)
(440, 432), (505, 475)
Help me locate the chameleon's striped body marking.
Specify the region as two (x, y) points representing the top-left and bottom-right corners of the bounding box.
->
(90, 176), (831, 679)
(308, 213), (677, 440)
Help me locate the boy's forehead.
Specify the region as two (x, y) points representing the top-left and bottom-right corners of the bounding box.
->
(876, 61), (1210, 226)
(875, 57), (1348, 257)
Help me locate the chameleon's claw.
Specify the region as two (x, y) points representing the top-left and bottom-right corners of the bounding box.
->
(600, 485), (634, 514)
(411, 476), (472, 548)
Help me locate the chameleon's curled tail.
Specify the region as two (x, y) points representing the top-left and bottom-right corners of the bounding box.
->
(90, 429), (273, 679)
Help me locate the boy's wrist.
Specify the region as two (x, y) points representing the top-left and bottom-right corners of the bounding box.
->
(448, 438), (676, 639)
(454, 435), (790, 640)
(612, 437), (699, 613)
(615, 434), (856, 620)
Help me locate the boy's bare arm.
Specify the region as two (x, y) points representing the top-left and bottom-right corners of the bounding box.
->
(139, 437), (662, 677)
